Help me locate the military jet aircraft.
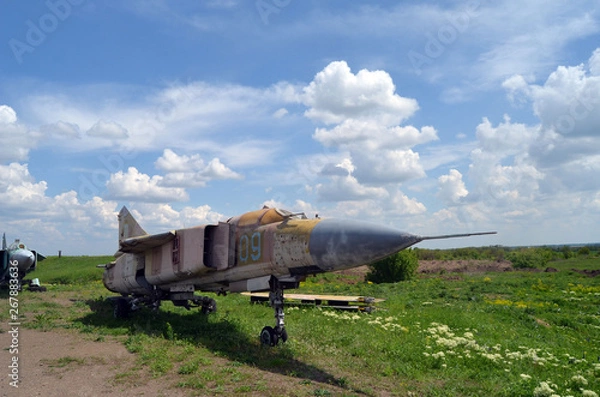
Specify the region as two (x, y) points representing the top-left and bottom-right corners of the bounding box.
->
(1, 233), (46, 289)
(100, 206), (495, 346)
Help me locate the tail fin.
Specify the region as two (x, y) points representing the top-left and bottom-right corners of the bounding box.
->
(2, 233), (5, 250)
(118, 207), (147, 242)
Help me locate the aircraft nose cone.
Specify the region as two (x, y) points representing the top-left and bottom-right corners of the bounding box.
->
(308, 219), (422, 271)
(12, 250), (35, 273)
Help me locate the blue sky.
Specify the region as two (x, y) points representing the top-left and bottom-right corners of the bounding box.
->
(1, 0), (599, 255)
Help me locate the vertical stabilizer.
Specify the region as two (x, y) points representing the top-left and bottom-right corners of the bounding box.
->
(2, 233), (6, 250)
(118, 207), (147, 242)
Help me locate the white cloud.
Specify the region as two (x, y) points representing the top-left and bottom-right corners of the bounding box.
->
(527, 55), (600, 137)
(0, 163), (49, 210)
(303, 61), (434, 196)
(387, 190), (427, 215)
(40, 120), (81, 139)
(475, 116), (540, 157)
(590, 48), (600, 76)
(499, 48), (600, 192)
(0, 105), (17, 124)
(353, 149), (426, 184)
(437, 169), (468, 204)
(107, 167), (189, 202)
(272, 108), (288, 118)
(87, 120), (129, 139)
(313, 120), (437, 149)
(127, 203), (225, 232)
(316, 173), (387, 202)
(302, 61), (419, 125)
(0, 162), (120, 253)
(155, 149), (242, 188)
(468, 117), (545, 207)
(0, 105), (40, 163)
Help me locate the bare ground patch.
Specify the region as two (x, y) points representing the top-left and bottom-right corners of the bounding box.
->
(334, 259), (514, 282)
(0, 328), (195, 397)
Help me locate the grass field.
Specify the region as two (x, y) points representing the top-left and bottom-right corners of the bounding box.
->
(2, 255), (600, 396)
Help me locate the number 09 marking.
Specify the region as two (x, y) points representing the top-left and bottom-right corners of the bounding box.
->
(239, 231), (261, 263)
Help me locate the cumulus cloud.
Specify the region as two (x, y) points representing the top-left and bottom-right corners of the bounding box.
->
(353, 149), (426, 184)
(155, 148), (242, 187)
(468, 117), (544, 206)
(303, 61), (436, 197)
(0, 105), (17, 124)
(503, 49), (600, 138)
(437, 169), (468, 204)
(316, 174), (388, 202)
(0, 162), (120, 253)
(124, 203), (225, 233)
(590, 48), (600, 75)
(313, 119), (437, 149)
(0, 105), (40, 163)
(0, 163), (49, 211)
(107, 167), (189, 202)
(498, 48), (600, 192)
(387, 190), (427, 215)
(303, 61), (419, 125)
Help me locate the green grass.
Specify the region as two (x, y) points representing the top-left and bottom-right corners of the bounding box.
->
(30, 255), (111, 284)
(2, 255), (599, 396)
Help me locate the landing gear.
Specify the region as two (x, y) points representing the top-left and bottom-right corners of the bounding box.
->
(113, 296), (132, 319)
(110, 293), (216, 319)
(260, 276), (289, 346)
(199, 297), (217, 314)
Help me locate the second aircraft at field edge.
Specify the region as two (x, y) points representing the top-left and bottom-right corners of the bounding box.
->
(100, 206), (495, 346)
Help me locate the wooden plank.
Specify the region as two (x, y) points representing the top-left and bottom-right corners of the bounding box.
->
(242, 292), (383, 302)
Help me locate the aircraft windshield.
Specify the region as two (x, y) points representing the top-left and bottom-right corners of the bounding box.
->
(8, 242), (26, 251)
(275, 208), (307, 220)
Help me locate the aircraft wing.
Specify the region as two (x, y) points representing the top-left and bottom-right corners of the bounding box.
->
(118, 231), (176, 253)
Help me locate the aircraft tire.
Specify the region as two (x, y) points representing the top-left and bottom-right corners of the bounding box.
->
(201, 298), (217, 314)
(280, 328), (288, 343)
(260, 326), (278, 346)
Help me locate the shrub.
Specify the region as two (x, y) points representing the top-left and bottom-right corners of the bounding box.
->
(366, 249), (418, 284)
(506, 248), (552, 269)
(577, 246), (591, 256)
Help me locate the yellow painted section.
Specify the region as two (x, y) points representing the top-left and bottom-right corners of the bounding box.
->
(238, 208), (270, 227)
(275, 219), (320, 236)
(237, 208), (290, 227)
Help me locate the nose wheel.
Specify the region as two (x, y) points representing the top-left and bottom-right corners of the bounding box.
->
(260, 276), (288, 346)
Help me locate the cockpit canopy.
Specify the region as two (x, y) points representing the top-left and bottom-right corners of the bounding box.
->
(232, 206), (307, 228)
(8, 240), (27, 251)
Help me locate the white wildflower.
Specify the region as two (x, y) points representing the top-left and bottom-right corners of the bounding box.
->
(520, 374), (532, 381)
(571, 374), (588, 386)
(533, 381), (555, 397)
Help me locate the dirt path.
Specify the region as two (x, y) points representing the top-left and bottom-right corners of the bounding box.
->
(0, 328), (188, 397)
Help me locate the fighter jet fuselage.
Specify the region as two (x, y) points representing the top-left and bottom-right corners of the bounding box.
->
(1, 233), (45, 287)
(102, 206), (495, 345)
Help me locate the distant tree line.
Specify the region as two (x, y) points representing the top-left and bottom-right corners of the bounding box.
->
(367, 245), (598, 284)
(412, 245), (598, 262)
